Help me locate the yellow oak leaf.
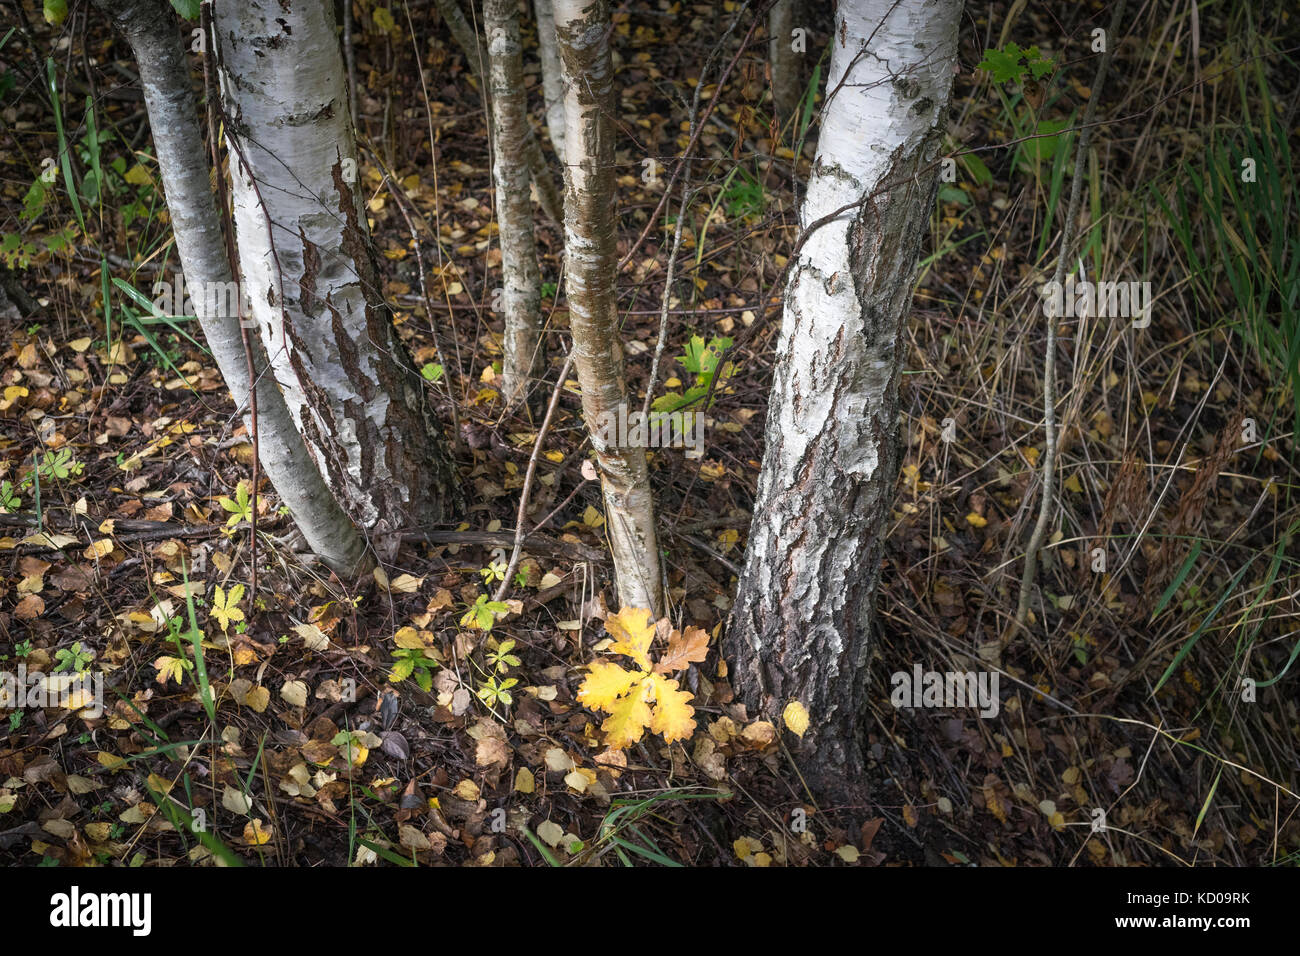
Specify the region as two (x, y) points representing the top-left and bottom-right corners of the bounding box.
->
(577, 660), (639, 711)
(654, 624), (709, 673)
(604, 606), (655, 669)
(646, 673), (696, 744)
(600, 691), (652, 750)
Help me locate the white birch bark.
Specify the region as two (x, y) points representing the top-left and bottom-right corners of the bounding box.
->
(214, 0), (458, 535)
(554, 0), (664, 616)
(729, 0), (962, 800)
(94, 0), (369, 576)
(486, 0), (545, 408)
(533, 0), (567, 164)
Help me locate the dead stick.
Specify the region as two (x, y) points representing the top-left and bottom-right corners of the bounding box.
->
(493, 350), (577, 602)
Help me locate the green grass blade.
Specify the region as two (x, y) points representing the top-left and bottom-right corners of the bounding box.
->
(46, 59), (85, 234)
(1150, 539), (1202, 621)
(357, 837), (416, 867)
(1153, 552), (1259, 694)
(520, 826), (563, 867)
(1193, 768), (1222, 839)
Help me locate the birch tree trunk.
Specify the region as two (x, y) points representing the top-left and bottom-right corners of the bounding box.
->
(728, 0), (962, 802)
(214, 0), (458, 536)
(769, 0), (799, 132)
(533, 0), (566, 164)
(485, 0), (545, 408)
(554, 0), (664, 616)
(95, 0), (369, 576)
(433, 0), (565, 224)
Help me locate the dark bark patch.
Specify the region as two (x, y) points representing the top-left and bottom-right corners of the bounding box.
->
(299, 230), (320, 316)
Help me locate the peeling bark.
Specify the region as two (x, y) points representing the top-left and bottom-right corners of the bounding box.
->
(554, 0), (664, 616)
(728, 0), (962, 803)
(94, 0), (369, 576)
(486, 0), (545, 408)
(214, 0), (458, 535)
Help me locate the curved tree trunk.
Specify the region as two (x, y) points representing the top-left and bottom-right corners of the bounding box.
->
(214, 0), (459, 537)
(486, 0), (545, 408)
(554, 0), (664, 616)
(533, 0), (567, 164)
(728, 0), (962, 803)
(94, 0), (369, 576)
(769, 0), (799, 133)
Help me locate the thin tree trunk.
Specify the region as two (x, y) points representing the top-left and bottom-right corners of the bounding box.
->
(486, 0), (545, 408)
(94, 0), (369, 576)
(433, 0), (564, 224)
(554, 0), (664, 616)
(343, 0), (360, 132)
(533, 0), (566, 164)
(214, 0), (459, 537)
(769, 0), (799, 133)
(728, 0), (962, 802)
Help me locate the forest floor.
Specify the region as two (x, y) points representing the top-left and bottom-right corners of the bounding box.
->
(0, 0), (1298, 867)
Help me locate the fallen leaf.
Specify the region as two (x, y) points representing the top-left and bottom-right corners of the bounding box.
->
(514, 768), (535, 794)
(243, 819), (272, 845)
(654, 625), (709, 673)
(280, 680), (309, 707)
(782, 700), (810, 738)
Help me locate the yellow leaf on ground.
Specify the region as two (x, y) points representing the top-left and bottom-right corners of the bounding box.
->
(577, 660), (639, 711)
(244, 686), (270, 713)
(782, 700), (810, 738)
(454, 779), (480, 801)
(83, 538), (114, 560)
(389, 573), (424, 593)
(211, 584), (245, 632)
(514, 768), (535, 794)
(600, 691), (652, 750)
(243, 819), (272, 845)
(741, 720), (777, 749)
(154, 656), (186, 686)
(646, 674), (695, 744)
(393, 626), (426, 649)
(604, 607), (655, 669)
